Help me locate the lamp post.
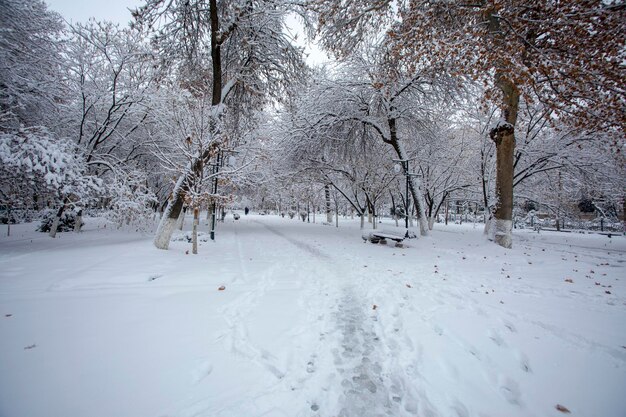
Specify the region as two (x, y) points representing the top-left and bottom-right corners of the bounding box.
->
(209, 149), (237, 241)
(393, 158), (420, 238)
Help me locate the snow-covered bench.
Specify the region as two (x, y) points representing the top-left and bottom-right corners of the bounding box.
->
(362, 228), (408, 246)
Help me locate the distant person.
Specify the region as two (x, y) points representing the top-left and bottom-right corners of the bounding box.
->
(244, 207), (249, 215)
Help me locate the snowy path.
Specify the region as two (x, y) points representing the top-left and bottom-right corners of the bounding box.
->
(254, 220), (413, 416)
(1, 215), (625, 417)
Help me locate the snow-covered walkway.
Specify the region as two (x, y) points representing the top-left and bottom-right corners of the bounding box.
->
(1, 214), (625, 417)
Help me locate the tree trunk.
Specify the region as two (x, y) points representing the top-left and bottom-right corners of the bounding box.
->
(622, 194), (625, 234)
(371, 202), (377, 230)
(490, 74), (519, 249)
(154, 176), (186, 249)
(74, 209), (83, 232)
(6, 205), (10, 237)
(178, 206), (186, 230)
(49, 203), (66, 238)
(154, 0), (224, 250)
(556, 170), (562, 231)
(387, 117), (429, 236)
(390, 193), (399, 227)
(325, 184), (332, 223)
(334, 197), (339, 228)
(192, 207), (199, 254)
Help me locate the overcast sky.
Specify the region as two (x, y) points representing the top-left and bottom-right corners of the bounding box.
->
(46, 0), (141, 25)
(45, 0), (328, 65)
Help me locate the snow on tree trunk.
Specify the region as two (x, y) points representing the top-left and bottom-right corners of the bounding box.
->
(74, 210), (83, 233)
(154, 176), (186, 250)
(623, 196), (625, 234)
(178, 207), (186, 231)
(484, 212), (492, 236)
(192, 207), (199, 254)
(49, 204), (65, 238)
(360, 212), (365, 229)
(387, 122), (429, 236)
(407, 174), (427, 235)
(325, 184), (332, 223)
(490, 74), (519, 249)
(428, 216), (435, 230)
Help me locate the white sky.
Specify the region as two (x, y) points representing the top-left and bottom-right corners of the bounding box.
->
(46, 0), (142, 26)
(45, 0), (329, 66)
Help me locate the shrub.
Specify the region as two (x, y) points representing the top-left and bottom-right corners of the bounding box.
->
(37, 209), (77, 233)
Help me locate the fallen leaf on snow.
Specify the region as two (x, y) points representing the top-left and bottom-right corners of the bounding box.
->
(24, 344), (36, 350)
(372, 304), (378, 310)
(218, 286), (226, 291)
(564, 278), (573, 283)
(406, 284), (412, 288)
(555, 404), (571, 413)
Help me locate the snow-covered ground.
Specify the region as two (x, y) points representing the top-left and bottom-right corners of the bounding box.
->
(1, 214), (625, 417)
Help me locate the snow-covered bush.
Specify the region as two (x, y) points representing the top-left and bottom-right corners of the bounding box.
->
(37, 209), (77, 233)
(104, 170), (157, 231)
(0, 126), (102, 209)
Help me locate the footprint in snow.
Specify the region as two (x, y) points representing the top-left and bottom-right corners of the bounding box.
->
(192, 361), (213, 383)
(515, 351), (532, 373)
(488, 329), (506, 347)
(502, 320), (517, 333)
(499, 377), (522, 405)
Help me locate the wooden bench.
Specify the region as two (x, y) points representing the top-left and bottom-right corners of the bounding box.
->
(362, 228), (410, 246)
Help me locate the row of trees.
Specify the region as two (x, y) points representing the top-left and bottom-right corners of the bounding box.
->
(0, 0), (306, 245)
(269, 0), (624, 247)
(1, 0), (623, 249)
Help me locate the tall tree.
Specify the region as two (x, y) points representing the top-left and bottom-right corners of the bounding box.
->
(134, 0), (305, 249)
(308, 0), (625, 247)
(0, 0), (66, 132)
